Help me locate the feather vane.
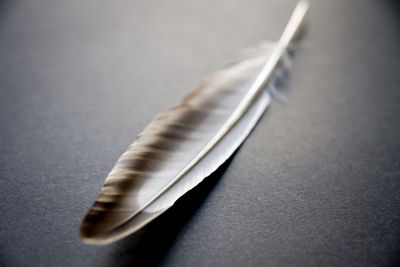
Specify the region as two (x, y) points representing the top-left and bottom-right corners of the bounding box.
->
(80, 1), (309, 245)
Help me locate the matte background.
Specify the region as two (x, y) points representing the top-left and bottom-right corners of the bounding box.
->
(1, 0), (400, 266)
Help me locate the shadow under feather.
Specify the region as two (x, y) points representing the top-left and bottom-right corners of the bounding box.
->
(106, 154), (236, 266)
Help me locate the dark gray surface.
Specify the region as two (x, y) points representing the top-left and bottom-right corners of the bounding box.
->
(1, 0), (400, 266)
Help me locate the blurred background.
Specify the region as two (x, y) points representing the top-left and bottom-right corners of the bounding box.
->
(1, 0), (399, 266)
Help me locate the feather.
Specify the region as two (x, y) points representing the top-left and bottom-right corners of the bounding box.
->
(80, 1), (309, 245)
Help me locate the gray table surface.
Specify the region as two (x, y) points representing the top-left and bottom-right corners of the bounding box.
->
(1, 0), (400, 266)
